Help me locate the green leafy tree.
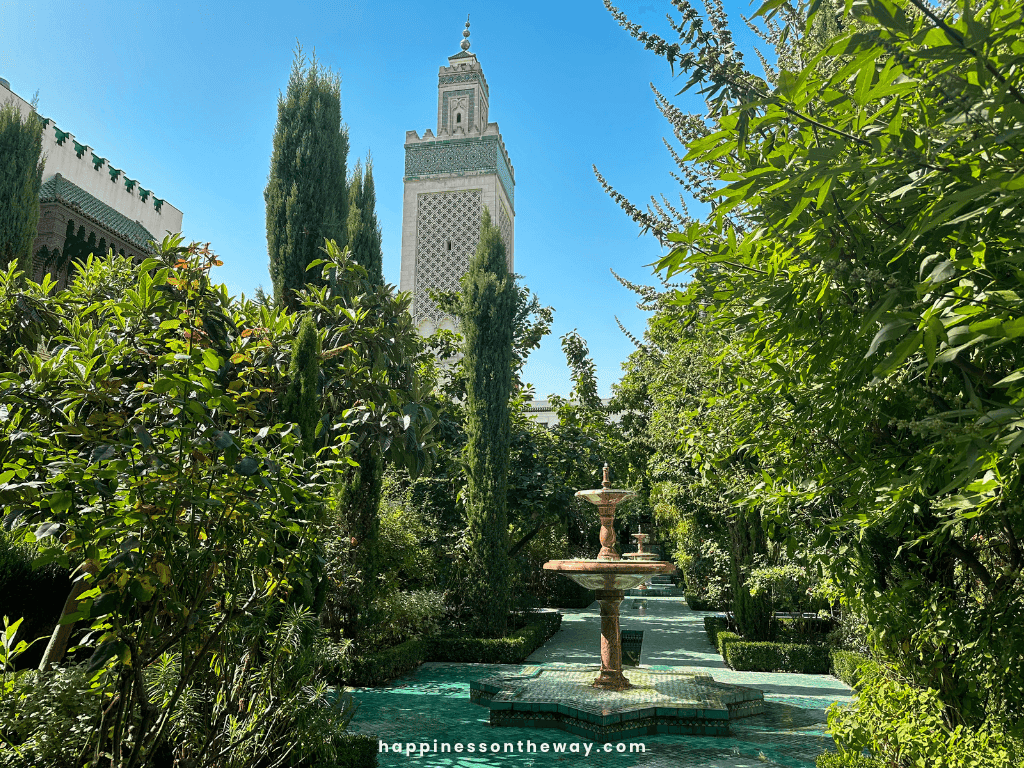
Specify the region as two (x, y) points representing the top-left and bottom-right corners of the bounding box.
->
(459, 209), (516, 636)
(0, 239), (357, 767)
(265, 44), (348, 310)
(607, 0), (1024, 733)
(0, 101), (44, 274)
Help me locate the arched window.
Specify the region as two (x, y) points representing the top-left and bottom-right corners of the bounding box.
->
(456, 113), (462, 124)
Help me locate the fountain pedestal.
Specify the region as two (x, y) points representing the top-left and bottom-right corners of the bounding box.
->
(595, 589), (627, 689)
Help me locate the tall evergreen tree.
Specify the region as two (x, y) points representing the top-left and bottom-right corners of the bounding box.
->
(265, 44), (348, 310)
(282, 314), (321, 454)
(345, 156), (383, 286)
(0, 101), (44, 274)
(459, 208), (515, 637)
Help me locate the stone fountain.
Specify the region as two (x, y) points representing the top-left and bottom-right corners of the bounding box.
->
(541, 465), (673, 690)
(471, 464), (765, 741)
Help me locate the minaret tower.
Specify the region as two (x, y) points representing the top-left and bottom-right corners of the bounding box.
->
(400, 18), (515, 331)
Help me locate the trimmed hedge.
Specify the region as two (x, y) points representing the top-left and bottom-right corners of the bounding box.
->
(726, 640), (830, 674)
(427, 612), (562, 664)
(815, 752), (883, 768)
(344, 613), (563, 686)
(704, 615), (730, 647)
(347, 638), (429, 687)
(716, 630), (741, 661)
(830, 649), (883, 687)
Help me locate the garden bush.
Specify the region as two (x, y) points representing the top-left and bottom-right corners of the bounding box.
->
(345, 638), (430, 688)
(427, 612), (562, 664)
(830, 650), (881, 688)
(703, 615), (730, 647)
(342, 613), (562, 686)
(827, 674), (1024, 768)
(716, 630), (741, 661)
(726, 640), (830, 674)
(0, 242), (421, 766)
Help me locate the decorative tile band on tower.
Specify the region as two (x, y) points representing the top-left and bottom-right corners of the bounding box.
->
(439, 71), (487, 92)
(404, 135), (514, 208)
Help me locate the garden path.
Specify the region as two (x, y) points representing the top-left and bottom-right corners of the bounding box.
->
(346, 597), (853, 767)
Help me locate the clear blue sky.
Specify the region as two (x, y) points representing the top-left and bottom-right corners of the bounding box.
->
(2, 0), (766, 398)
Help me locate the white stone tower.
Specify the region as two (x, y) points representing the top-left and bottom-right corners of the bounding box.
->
(400, 18), (515, 332)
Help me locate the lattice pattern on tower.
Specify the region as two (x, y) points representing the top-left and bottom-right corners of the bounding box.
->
(414, 189), (483, 324)
(498, 202), (513, 266)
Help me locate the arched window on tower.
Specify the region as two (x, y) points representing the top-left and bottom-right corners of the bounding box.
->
(456, 113), (462, 125)
(446, 239), (452, 251)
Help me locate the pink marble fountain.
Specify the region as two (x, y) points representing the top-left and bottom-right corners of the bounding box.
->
(543, 465), (675, 690)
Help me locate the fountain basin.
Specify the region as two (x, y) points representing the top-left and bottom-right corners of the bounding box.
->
(471, 665), (765, 742)
(543, 560), (675, 591)
(574, 488), (634, 506)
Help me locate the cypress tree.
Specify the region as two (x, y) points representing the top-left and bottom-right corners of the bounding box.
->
(345, 156), (383, 286)
(459, 208), (515, 637)
(282, 314), (321, 454)
(0, 101), (44, 274)
(265, 44), (348, 310)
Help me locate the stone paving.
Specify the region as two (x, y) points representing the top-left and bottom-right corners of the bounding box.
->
(346, 597), (853, 767)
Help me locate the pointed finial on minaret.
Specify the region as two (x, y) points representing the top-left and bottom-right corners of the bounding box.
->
(461, 15), (471, 51)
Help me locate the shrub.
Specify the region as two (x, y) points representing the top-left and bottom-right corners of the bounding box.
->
(825, 610), (870, 656)
(346, 638), (429, 688)
(0, 665), (100, 767)
(427, 612), (562, 664)
(716, 630), (741, 662)
(342, 613), (562, 687)
(830, 650), (882, 688)
(815, 752), (883, 768)
(704, 615), (730, 646)
(827, 674), (1024, 768)
(365, 590), (445, 648)
(727, 641), (830, 674)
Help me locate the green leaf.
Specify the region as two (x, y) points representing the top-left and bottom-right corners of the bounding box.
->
(235, 457), (259, 476)
(86, 639), (127, 673)
(133, 425), (153, 449)
(202, 349), (222, 371)
(34, 522), (62, 539)
(866, 319), (912, 358)
(873, 330), (924, 377)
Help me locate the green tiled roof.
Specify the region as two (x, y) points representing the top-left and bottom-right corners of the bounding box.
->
(39, 174), (156, 250)
(449, 50), (474, 59)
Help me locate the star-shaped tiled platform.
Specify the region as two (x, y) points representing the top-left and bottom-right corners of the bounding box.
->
(471, 664), (765, 742)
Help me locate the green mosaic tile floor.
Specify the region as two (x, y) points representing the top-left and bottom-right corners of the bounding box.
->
(346, 598), (853, 767)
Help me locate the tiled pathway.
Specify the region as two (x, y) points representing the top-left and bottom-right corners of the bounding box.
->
(346, 597), (852, 767)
